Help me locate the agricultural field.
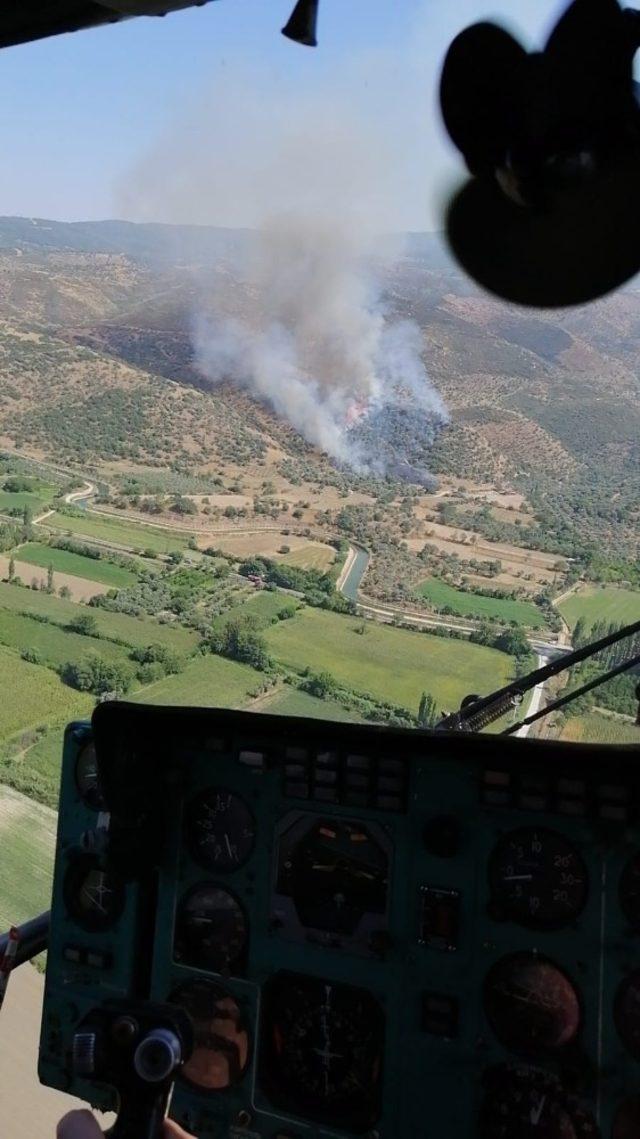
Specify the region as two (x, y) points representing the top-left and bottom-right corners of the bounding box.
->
(275, 544), (336, 571)
(44, 510), (193, 554)
(0, 580), (199, 652)
(417, 577), (545, 627)
(132, 653), (261, 709)
(263, 607), (515, 714)
(0, 785), (57, 929)
(559, 712), (638, 745)
(0, 645), (92, 741)
(558, 585), (640, 632)
(15, 542), (140, 587)
(0, 723), (73, 808)
(0, 483), (56, 518)
(0, 609), (132, 669)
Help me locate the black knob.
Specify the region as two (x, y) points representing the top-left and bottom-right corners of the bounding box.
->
(423, 815), (460, 858)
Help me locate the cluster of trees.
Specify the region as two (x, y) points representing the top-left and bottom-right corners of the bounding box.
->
(238, 557), (356, 614)
(61, 653), (134, 696)
(470, 623), (531, 658)
(130, 642), (184, 684)
(417, 691), (439, 727)
(207, 615), (272, 671)
(568, 618), (639, 718)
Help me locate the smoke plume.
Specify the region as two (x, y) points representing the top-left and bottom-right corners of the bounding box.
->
(193, 211), (448, 481)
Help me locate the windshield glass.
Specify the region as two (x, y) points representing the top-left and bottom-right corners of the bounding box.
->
(0, 0), (636, 833)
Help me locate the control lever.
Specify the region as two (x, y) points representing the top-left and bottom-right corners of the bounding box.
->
(71, 1000), (193, 1139)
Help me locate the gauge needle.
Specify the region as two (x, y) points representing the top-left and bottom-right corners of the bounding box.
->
(503, 875), (533, 881)
(82, 885), (107, 914)
(530, 1094), (546, 1126)
(224, 834), (233, 860)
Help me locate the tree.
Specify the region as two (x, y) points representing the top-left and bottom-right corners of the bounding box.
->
(61, 654), (133, 695)
(47, 563), (55, 593)
(209, 616), (272, 671)
(69, 612), (99, 637)
(59, 585), (72, 599)
(495, 627), (530, 658)
(418, 691), (438, 727)
(573, 616), (587, 648)
(301, 670), (337, 699)
(8, 555), (15, 581)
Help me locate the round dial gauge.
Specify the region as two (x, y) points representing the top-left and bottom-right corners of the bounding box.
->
(174, 884), (247, 973)
(614, 971), (640, 1058)
(63, 857), (125, 932)
(260, 972), (384, 1130)
(186, 789), (255, 872)
(480, 1066), (599, 1139)
(484, 953), (581, 1055)
(619, 853), (640, 929)
(612, 1097), (640, 1139)
(169, 980), (249, 1090)
(74, 740), (106, 811)
(488, 827), (588, 929)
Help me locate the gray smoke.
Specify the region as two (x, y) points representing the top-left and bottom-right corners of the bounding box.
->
(193, 212), (449, 480)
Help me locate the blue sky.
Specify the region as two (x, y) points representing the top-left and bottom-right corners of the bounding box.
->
(0, 0), (559, 227)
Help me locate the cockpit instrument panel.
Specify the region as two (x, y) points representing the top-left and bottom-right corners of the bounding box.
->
(38, 703), (638, 1137)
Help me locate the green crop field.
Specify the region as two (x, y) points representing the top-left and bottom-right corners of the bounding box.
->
(132, 653), (260, 709)
(264, 607), (515, 713)
(259, 686), (364, 722)
(242, 590), (302, 623)
(45, 510), (193, 554)
(276, 544), (336, 571)
(0, 609), (132, 670)
(0, 722), (74, 808)
(417, 577), (545, 627)
(560, 712), (638, 745)
(0, 645), (92, 741)
(0, 580), (198, 653)
(558, 585), (640, 631)
(15, 542), (139, 587)
(0, 786), (57, 929)
(0, 484), (56, 518)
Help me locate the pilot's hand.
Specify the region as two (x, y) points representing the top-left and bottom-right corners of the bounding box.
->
(56, 1109), (196, 1137)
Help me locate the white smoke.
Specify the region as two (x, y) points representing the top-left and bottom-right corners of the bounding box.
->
(193, 212), (448, 478)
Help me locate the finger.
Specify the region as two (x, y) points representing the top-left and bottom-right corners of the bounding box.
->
(164, 1121), (196, 1139)
(56, 1109), (103, 1138)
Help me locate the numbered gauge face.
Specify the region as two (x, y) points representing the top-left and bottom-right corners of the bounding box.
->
(614, 971), (640, 1058)
(619, 853), (640, 929)
(259, 972), (384, 1131)
(612, 1097), (640, 1139)
(63, 857), (125, 932)
(186, 789), (256, 873)
(74, 740), (106, 811)
(484, 954), (581, 1055)
(488, 828), (588, 929)
(174, 884), (248, 973)
(169, 980), (249, 1090)
(480, 1066), (600, 1139)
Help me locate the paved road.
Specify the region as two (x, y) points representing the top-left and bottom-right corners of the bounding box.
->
(514, 654), (549, 738)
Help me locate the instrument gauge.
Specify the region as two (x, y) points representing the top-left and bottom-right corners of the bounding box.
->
(619, 853), (640, 929)
(169, 980), (249, 1090)
(259, 972), (384, 1130)
(63, 856), (125, 933)
(488, 827), (587, 929)
(614, 970), (640, 1058)
(186, 789), (255, 872)
(74, 740), (106, 811)
(484, 953), (581, 1055)
(174, 884), (247, 973)
(480, 1065), (599, 1138)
